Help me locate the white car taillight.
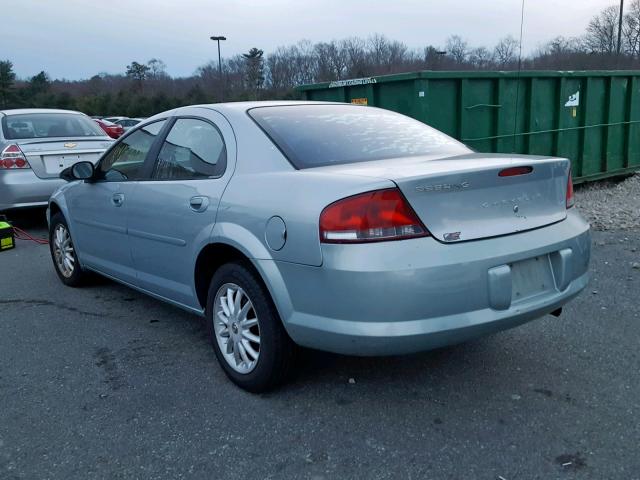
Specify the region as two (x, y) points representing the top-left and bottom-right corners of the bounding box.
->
(0, 144), (30, 170)
(320, 188), (429, 243)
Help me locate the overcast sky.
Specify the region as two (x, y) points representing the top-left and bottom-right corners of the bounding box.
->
(4, 0), (617, 80)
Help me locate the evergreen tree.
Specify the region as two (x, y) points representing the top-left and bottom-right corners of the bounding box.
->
(126, 61), (151, 92)
(242, 48), (264, 99)
(0, 60), (16, 108)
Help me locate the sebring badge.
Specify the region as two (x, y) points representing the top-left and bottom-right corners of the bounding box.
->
(415, 181), (470, 193)
(63, 142), (77, 149)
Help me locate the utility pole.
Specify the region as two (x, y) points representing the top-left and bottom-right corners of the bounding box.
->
(617, 0), (624, 56)
(210, 36), (226, 102)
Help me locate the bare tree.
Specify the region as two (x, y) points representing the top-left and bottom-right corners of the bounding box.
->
(387, 40), (410, 71)
(469, 47), (494, 68)
(267, 41), (317, 89)
(423, 46), (446, 69)
(266, 46), (296, 89)
(147, 58), (168, 79)
(342, 37), (368, 77)
(196, 62), (218, 93)
(584, 5), (621, 53)
(542, 36), (583, 56)
(494, 36), (519, 66)
(226, 55), (249, 97)
(314, 41), (347, 81)
(445, 35), (469, 64)
(368, 33), (391, 67)
(624, 0), (640, 56)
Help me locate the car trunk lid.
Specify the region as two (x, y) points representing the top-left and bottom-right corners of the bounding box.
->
(314, 153), (570, 243)
(17, 137), (112, 179)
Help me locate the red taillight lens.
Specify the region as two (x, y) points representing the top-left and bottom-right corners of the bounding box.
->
(499, 166), (533, 177)
(0, 144), (30, 170)
(319, 188), (429, 243)
(566, 167), (574, 209)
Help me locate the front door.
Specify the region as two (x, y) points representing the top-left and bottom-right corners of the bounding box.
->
(66, 120), (167, 283)
(127, 111), (236, 309)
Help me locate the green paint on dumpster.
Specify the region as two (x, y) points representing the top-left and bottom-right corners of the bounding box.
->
(299, 70), (640, 183)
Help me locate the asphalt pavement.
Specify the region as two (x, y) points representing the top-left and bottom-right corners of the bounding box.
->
(1, 210), (639, 479)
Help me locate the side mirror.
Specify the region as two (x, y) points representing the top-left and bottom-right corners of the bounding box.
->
(61, 161), (95, 182)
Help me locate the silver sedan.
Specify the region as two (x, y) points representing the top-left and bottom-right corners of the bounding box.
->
(47, 102), (590, 392)
(0, 108), (113, 211)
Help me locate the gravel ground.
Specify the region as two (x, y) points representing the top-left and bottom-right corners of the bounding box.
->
(575, 172), (640, 231)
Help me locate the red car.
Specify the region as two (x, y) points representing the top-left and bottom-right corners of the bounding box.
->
(94, 119), (124, 139)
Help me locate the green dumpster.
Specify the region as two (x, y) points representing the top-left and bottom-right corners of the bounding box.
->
(299, 71), (640, 183)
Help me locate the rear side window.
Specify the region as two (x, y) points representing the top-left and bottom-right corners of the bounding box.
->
(153, 118), (226, 180)
(99, 120), (166, 181)
(118, 119), (140, 127)
(2, 113), (105, 139)
(248, 104), (470, 169)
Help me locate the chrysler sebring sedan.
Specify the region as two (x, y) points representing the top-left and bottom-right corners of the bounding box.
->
(47, 101), (590, 392)
(0, 109), (113, 211)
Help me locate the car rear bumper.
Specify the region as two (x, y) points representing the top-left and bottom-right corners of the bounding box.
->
(263, 209), (591, 356)
(0, 170), (64, 211)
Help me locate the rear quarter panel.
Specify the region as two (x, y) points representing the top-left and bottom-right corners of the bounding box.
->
(214, 107), (395, 267)
(215, 170), (394, 266)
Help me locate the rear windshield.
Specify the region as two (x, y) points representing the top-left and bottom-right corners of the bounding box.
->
(2, 113), (105, 140)
(248, 104), (470, 169)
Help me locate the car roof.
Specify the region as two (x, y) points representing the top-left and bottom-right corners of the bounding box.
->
(201, 100), (342, 114)
(144, 101), (345, 122)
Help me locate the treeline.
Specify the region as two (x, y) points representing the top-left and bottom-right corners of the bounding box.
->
(2, 1), (640, 117)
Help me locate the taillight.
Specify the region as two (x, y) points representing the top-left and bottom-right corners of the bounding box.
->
(0, 144), (30, 170)
(499, 166), (533, 177)
(566, 167), (574, 209)
(319, 188), (429, 243)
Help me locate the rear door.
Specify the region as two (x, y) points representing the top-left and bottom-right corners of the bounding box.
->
(66, 120), (167, 283)
(127, 110), (236, 309)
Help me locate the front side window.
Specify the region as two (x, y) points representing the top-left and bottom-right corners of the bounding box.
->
(153, 118), (226, 180)
(99, 120), (166, 181)
(2, 113), (105, 139)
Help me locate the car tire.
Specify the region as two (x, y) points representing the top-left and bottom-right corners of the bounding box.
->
(49, 212), (88, 287)
(205, 261), (295, 393)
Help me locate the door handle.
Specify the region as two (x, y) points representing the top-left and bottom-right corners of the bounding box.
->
(111, 193), (124, 207)
(189, 196), (209, 213)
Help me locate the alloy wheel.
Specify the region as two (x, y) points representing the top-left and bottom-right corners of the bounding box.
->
(213, 283), (261, 374)
(53, 224), (75, 278)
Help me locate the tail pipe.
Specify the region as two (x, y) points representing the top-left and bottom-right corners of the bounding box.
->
(550, 308), (563, 317)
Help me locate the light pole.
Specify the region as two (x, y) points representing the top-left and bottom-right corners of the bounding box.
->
(210, 35), (226, 101)
(617, 0), (624, 56)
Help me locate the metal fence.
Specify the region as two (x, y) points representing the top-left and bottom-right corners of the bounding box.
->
(299, 71), (640, 183)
